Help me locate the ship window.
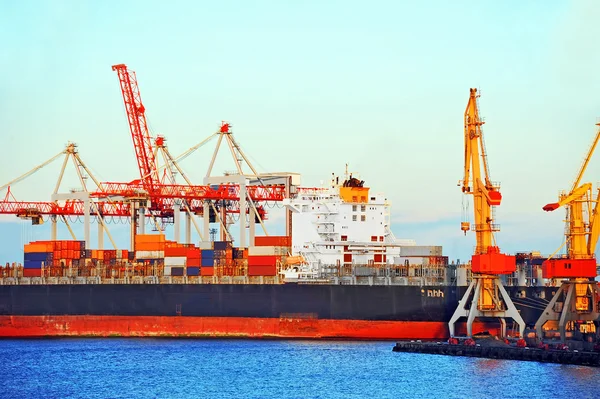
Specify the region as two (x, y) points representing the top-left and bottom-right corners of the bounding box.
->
(379, 236), (384, 242)
(361, 196), (366, 202)
(352, 215), (357, 221)
(341, 235), (347, 241)
(371, 197), (376, 201)
(352, 196), (358, 202)
(352, 205), (357, 212)
(371, 236), (377, 242)
(361, 205), (366, 212)
(361, 215), (366, 222)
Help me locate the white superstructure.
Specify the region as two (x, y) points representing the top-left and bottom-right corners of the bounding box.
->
(283, 171), (442, 270)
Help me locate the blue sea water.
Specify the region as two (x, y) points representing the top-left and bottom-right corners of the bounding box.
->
(0, 339), (598, 399)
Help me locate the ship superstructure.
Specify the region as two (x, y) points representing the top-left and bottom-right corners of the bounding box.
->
(281, 170), (447, 286)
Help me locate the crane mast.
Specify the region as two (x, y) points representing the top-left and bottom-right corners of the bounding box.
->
(449, 88), (525, 339)
(111, 64), (159, 190)
(535, 122), (600, 343)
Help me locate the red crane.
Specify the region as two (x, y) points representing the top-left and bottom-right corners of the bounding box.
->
(111, 64), (159, 190)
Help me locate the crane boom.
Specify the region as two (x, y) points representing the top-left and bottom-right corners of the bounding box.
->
(111, 64), (159, 190)
(462, 88), (504, 258)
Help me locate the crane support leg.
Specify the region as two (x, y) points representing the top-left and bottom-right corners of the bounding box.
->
(185, 212), (191, 244)
(535, 281), (600, 342)
(98, 217), (104, 249)
(449, 276), (526, 338)
(174, 200), (181, 243)
(448, 278), (477, 337)
(51, 215), (57, 241)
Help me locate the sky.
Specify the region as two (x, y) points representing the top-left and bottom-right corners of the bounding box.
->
(1, 0), (600, 263)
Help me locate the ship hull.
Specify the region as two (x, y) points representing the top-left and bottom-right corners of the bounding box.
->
(0, 284), (557, 339)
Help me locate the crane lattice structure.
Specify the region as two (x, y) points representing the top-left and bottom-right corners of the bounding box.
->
(535, 121), (600, 342)
(448, 88), (525, 339)
(0, 64), (295, 251)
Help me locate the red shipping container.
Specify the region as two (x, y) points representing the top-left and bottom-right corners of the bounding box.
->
(374, 254), (382, 262)
(165, 247), (188, 257)
(254, 236), (291, 247)
(248, 255), (278, 266)
(23, 269), (42, 277)
(187, 248), (201, 259)
(201, 267), (214, 276)
(248, 265), (277, 276)
(187, 258), (201, 267)
(343, 254), (352, 262)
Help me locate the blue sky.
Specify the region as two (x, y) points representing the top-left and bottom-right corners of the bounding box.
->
(1, 1), (600, 263)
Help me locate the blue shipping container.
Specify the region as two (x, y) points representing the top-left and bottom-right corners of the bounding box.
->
(171, 267), (185, 276)
(201, 250), (215, 259)
(187, 267), (200, 276)
(213, 241), (228, 250)
(201, 258), (215, 267)
(24, 252), (51, 262)
(24, 260), (43, 269)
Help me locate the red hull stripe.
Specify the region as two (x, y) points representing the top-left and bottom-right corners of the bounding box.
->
(0, 316), (501, 339)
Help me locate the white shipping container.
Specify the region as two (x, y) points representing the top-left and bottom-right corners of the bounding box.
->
(248, 246), (289, 256)
(136, 251), (165, 259)
(399, 246), (442, 257)
(248, 246), (276, 256)
(164, 256), (187, 266)
(164, 266), (172, 276)
(198, 241), (213, 250)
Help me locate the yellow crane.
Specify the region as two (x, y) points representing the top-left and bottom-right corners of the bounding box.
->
(449, 88), (525, 338)
(535, 122), (600, 342)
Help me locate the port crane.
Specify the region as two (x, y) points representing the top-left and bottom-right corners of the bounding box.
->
(535, 122), (600, 342)
(0, 65), (291, 251)
(448, 88), (525, 338)
(107, 65), (291, 247)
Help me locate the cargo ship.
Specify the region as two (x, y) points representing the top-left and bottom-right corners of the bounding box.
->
(0, 172), (571, 339)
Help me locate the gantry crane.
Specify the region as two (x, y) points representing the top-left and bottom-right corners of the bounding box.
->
(106, 64), (290, 247)
(448, 88), (525, 338)
(535, 122), (600, 342)
(0, 65), (291, 252)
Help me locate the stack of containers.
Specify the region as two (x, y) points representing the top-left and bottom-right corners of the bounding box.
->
(164, 241), (187, 276)
(23, 241), (54, 277)
(186, 248), (201, 276)
(201, 248), (215, 276)
(23, 240), (87, 277)
(247, 236), (291, 276)
(135, 234), (165, 264)
(24, 240), (135, 278)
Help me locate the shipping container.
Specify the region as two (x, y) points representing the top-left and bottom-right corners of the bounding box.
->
(201, 250), (215, 259)
(136, 251), (165, 259)
(187, 267), (200, 276)
(248, 246), (277, 256)
(399, 245), (443, 257)
(213, 241), (231, 250)
(187, 258), (201, 267)
(254, 236), (291, 247)
(23, 268), (42, 277)
(165, 247), (188, 257)
(186, 248), (200, 259)
(198, 241), (213, 250)
(24, 243), (54, 253)
(24, 260), (43, 269)
(24, 252), (51, 262)
(247, 255), (278, 266)
(164, 257), (186, 266)
(135, 234), (166, 243)
(200, 267), (214, 276)
(201, 258), (215, 267)
(248, 265), (277, 276)
(171, 267), (185, 277)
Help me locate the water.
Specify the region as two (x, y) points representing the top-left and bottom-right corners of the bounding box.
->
(1, 339), (598, 399)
